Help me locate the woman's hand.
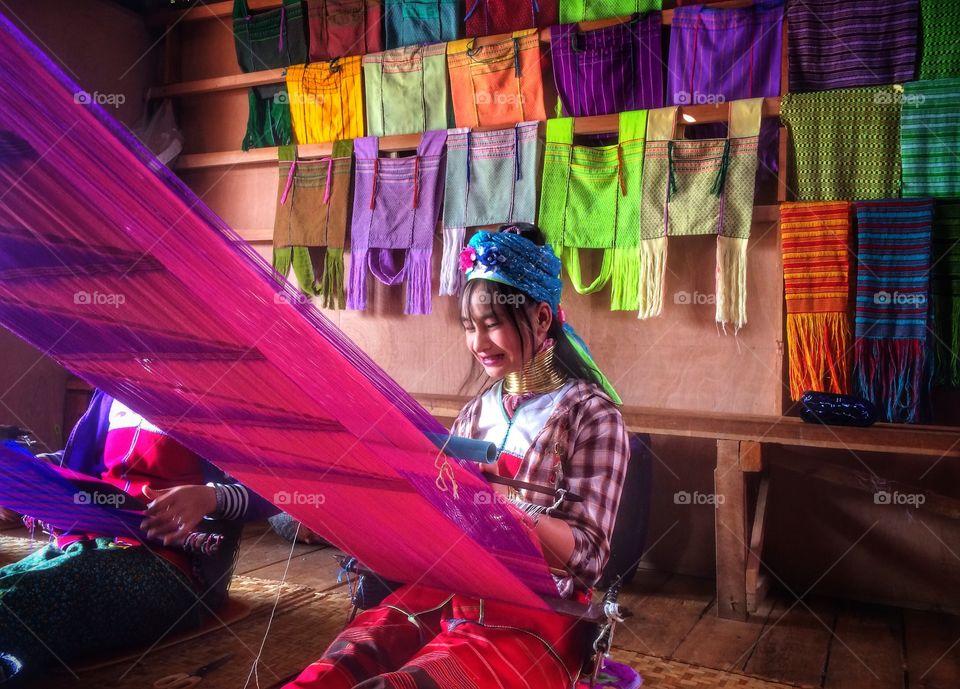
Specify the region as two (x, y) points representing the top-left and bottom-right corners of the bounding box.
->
(140, 485), (217, 546)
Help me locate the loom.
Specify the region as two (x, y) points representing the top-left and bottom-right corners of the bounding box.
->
(0, 13), (556, 609)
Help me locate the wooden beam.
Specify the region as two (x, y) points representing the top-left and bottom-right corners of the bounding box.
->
(746, 474), (771, 613)
(740, 441), (764, 472)
(715, 439), (748, 620)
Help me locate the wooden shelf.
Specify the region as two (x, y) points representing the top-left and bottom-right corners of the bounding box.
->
(173, 97), (781, 170)
(415, 394), (960, 460)
(149, 0), (752, 26)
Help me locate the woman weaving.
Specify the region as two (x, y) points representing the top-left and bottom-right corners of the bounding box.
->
(286, 224), (630, 689)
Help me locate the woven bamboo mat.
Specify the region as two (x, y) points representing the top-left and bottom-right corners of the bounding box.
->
(35, 575), (352, 689)
(610, 648), (813, 689)
(0, 532), (45, 565)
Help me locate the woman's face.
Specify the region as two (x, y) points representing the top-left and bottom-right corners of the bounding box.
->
(461, 283), (551, 379)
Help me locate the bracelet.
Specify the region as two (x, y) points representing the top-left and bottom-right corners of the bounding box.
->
(208, 483), (226, 517)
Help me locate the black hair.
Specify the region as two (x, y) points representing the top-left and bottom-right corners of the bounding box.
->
(459, 223), (605, 392)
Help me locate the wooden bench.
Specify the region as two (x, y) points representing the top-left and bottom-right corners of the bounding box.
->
(416, 394), (960, 621)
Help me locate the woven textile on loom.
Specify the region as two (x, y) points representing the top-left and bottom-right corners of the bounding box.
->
(347, 131), (447, 315)
(447, 29), (547, 128)
(786, 0), (918, 92)
(273, 141), (353, 308)
(932, 202), (960, 387)
(286, 57), (365, 143)
(780, 86), (902, 202)
(549, 12), (663, 118)
(464, 0), (558, 38)
(560, 0), (661, 24)
(362, 43), (450, 137)
(919, 0), (960, 80)
(780, 202), (852, 401)
(666, 1), (783, 183)
(854, 199), (934, 424)
(0, 15), (556, 609)
(900, 78), (960, 199)
(539, 110), (647, 311)
(638, 100), (763, 328)
(384, 0), (461, 49)
(307, 0), (383, 61)
(440, 122), (541, 296)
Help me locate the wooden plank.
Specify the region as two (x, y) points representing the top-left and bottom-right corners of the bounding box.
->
(823, 601), (905, 689)
(615, 573), (715, 658)
(150, 68), (286, 98)
(414, 394), (960, 459)
(150, 0), (751, 26)
(746, 475), (770, 613)
(745, 596), (836, 686)
(904, 608), (960, 689)
(672, 599), (773, 671)
(235, 521), (328, 575)
(245, 545), (348, 592)
(715, 439), (748, 620)
(741, 441), (764, 473)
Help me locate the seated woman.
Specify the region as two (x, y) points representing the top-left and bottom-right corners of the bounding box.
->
(286, 224), (629, 689)
(0, 389), (277, 685)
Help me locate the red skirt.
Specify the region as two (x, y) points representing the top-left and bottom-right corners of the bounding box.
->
(285, 583), (588, 688)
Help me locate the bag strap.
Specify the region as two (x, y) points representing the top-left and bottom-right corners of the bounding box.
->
(728, 97), (764, 139)
(646, 106), (678, 142)
(564, 246), (614, 294)
(545, 117), (574, 145)
(618, 109), (648, 145)
(233, 0), (249, 19)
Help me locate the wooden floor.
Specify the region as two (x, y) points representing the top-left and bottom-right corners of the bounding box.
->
(4, 521), (960, 688)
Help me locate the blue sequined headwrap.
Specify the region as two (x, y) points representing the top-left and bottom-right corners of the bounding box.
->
(460, 228), (622, 404)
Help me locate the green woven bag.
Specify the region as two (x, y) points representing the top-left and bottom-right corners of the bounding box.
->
(539, 110), (647, 311)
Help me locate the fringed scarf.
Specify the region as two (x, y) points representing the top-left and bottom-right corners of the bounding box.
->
(362, 43), (450, 137)
(559, 0), (661, 23)
(638, 99), (763, 329)
(348, 130), (447, 315)
(932, 201), (960, 387)
(786, 0), (918, 92)
(854, 199), (934, 423)
(286, 57), (365, 144)
(307, 0), (383, 61)
(447, 29), (547, 128)
(440, 122), (541, 296)
(901, 78), (960, 199)
(384, 0), (461, 49)
(550, 12), (664, 118)
(919, 0), (960, 80)
(272, 141), (352, 309)
(780, 201), (852, 400)
(780, 86), (902, 201)
(539, 110), (647, 312)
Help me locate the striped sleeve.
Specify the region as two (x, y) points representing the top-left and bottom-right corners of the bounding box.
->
(206, 482), (251, 521)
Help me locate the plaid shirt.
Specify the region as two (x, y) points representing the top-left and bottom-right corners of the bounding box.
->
(451, 380), (629, 597)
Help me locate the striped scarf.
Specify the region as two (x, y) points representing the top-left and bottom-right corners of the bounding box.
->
(780, 86), (902, 201)
(901, 78), (960, 199)
(854, 199), (934, 424)
(786, 0), (918, 92)
(919, 0), (960, 80)
(932, 201), (960, 387)
(781, 202), (852, 401)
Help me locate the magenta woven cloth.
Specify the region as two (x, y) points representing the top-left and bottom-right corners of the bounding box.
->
(0, 14), (554, 609)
